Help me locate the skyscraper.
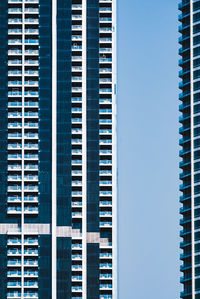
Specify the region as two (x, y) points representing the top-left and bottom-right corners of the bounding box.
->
(0, 0), (117, 298)
(179, 1), (200, 298)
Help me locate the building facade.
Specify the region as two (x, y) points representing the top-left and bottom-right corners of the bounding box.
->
(0, 0), (117, 298)
(179, 0), (200, 298)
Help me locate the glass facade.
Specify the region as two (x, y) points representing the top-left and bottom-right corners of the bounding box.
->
(179, 0), (200, 298)
(0, 0), (117, 298)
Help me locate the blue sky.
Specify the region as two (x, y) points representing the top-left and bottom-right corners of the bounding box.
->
(118, 0), (180, 298)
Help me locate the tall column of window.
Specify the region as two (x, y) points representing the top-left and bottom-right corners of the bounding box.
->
(7, 0), (39, 298)
(191, 0), (200, 297)
(99, 0), (113, 298)
(179, 0), (193, 298)
(23, 1), (39, 298)
(71, 0), (83, 297)
(7, 1), (23, 298)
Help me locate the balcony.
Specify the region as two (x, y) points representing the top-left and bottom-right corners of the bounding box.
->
(24, 271), (38, 278)
(24, 144), (38, 149)
(71, 286), (82, 292)
(99, 191), (112, 196)
(7, 260), (21, 267)
(24, 196), (38, 203)
(8, 175), (22, 181)
(24, 207), (38, 214)
(180, 217), (191, 225)
(179, 137), (190, 145)
(24, 164), (38, 171)
(72, 15), (82, 20)
(72, 212), (82, 218)
(99, 7), (112, 12)
(7, 185), (22, 192)
(100, 284), (112, 290)
(8, 49), (22, 54)
(179, 183), (191, 191)
(71, 191), (82, 196)
(100, 170), (112, 175)
(25, 8), (39, 13)
(25, 30), (39, 36)
(180, 290), (192, 298)
(8, 112), (22, 118)
(71, 264), (82, 271)
(24, 249), (38, 256)
(180, 263), (192, 271)
(24, 260), (38, 267)
(7, 207), (22, 214)
(178, 1), (190, 10)
(72, 276), (82, 281)
(7, 270), (21, 277)
(100, 159), (112, 164)
(8, 102), (22, 107)
(8, 154), (22, 160)
(8, 60), (22, 65)
(8, 39), (22, 46)
(7, 281), (21, 288)
(7, 249), (21, 256)
(8, 123), (22, 129)
(100, 222), (112, 227)
(100, 16), (112, 22)
(24, 112), (38, 117)
(25, 70), (38, 76)
(72, 254), (82, 260)
(24, 239), (38, 245)
(24, 175), (38, 181)
(24, 133), (38, 139)
(72, 244), (82, 249)
(100, 274), (112, 279)
(25, 39), (39, 45)
(24, 185), (38, 192)
(8, 18), (22, 24)
(24, 154), (39, 160)
(24, 102), (39, 107)
(8, 165), (22, 171)
(99, 181), (112, 186)
(179, 159), (191, 168)
(71, 25), (82, 31)
(100, 263), (112, 269)
(100, 99), (112, 105)
(8, 92), (22, 97)
(24, 293), (38, 298)
(24, 123), (38, 129)
(100, 211), (112, 217)
(178, 12), (190, 21)
(72, 4), (82, 9)
(7, 293), (21, 299)
(72, 160), (82, 165)
(8, 8), (22, 13)
(100, 252), (112, 258)
(72, 202), (82, 208)
(25, 18), (39, 24)
(99, 201), (112, 206)
(7, 196), (21, 203)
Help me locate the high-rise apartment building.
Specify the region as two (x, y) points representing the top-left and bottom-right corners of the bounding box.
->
(0, 0), (117, 298)
(179, 0), (200, 298)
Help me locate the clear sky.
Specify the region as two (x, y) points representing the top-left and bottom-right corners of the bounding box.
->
(118, 0), (180, 298)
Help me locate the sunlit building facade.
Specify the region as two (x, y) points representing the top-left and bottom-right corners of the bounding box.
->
(0, 0), (117, 298)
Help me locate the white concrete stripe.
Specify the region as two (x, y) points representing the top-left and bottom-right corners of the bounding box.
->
(52, 0), (57, 298)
